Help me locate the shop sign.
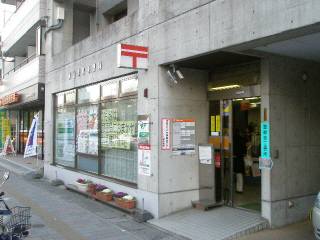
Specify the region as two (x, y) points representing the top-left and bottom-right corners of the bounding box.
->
(138, 115), (150, 149)
(117, 43), (148, 69)
(259, 121), (273, 169)
(172, 119), (196, 156)
(161, 118), (171, 150)
(0, 93), (20, 106)
(68, 61), (103, 80)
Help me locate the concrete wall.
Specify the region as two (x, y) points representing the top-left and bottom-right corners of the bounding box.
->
(44, 0), (320, 222)
(158, 67), (209, 217)
(261, 55), (320, 227)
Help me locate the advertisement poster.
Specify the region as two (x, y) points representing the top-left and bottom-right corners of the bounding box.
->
(138, 144), (151, 176)
(138, 115), (150, 149)
(101, 108), (136, 150)
(56, 112), (75, 161)
(172, 119), (196, 155)
(77, 106), (98, 155)
(161, 118), (171, 150)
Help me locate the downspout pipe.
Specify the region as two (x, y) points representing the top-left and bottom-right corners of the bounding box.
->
(44, 19), (64, 38)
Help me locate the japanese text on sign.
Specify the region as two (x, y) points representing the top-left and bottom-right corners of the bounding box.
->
(172, 119), (196, 155)
(161, 118), (171, 150)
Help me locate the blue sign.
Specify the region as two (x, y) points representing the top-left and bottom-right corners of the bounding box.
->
(261, 121), (270, 159)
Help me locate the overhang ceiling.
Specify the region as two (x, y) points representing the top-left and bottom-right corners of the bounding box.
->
(255, 31), (320, 62)
(5, 23), (37, 57)
(176, 51), (260, 71)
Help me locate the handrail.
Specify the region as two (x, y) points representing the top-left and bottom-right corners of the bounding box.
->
(3, 53), (37, 78)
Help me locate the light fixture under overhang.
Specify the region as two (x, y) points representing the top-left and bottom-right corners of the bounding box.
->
(211, 84), (240, 91)
(232, 98), (243, 102)
(245, 96), (260, 100)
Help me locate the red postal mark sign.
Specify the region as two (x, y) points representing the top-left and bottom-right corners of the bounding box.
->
(117, 43), (148, 69)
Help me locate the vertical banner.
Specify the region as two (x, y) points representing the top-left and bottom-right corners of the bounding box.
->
(259, 121), (273, 169)
(161, 118), (171, 150)
(24, 113), (39, 158)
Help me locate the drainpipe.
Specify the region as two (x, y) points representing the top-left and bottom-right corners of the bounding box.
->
(44, 19), (64, 39)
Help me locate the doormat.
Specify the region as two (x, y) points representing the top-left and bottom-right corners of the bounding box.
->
(238, 202), (261, 212)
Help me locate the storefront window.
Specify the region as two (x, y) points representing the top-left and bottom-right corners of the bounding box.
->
(101, 99), (138, 183)
(54, 74), (138, 183)
(76, 105), (99, 173)
(55, 108), (75, 167)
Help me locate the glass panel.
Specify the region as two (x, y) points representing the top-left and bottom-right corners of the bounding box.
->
(55, 108), (76, 167)
(77, 155), (98, 173)
(120, 77), (138, 96)
(101, 98), (137, 183)
(76, 105), (98, 155)
(56, 90), (76, 107)
(101, 79), (119, 99)
(77, 84), (100, 104)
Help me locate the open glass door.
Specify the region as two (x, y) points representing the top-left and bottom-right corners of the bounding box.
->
(209, 100), (233, 205)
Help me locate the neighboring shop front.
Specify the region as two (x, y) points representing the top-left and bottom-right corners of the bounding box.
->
(0, 83), (45, 159)
(53, 74), (138, 184)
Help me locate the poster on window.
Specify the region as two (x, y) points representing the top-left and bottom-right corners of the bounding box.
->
(101, 108), (136, 150)
(77, 106), (98, 155)
(138, 145), (151, 176)
(172, 119), (196, 155)
(56, 111), (75, 161)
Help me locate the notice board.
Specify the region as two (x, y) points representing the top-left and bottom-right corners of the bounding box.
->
(172, 119), (196, 155)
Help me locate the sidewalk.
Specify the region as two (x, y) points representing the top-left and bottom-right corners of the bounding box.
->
(0, 154), (43, 176)
(239, 220), (314, 240)
(2, 173), (187, 240)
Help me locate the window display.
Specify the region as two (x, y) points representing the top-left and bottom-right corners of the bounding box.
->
(55, 108), (75, 167)
(101, 99), (138, 183)
(76, 105), (98, 155)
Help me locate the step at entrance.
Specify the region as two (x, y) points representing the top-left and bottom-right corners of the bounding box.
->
(149, 207), (269, 240)
(192, 199), (223, 211)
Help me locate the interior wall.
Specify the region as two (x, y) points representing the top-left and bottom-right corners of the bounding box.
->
(264, 55), (320, 227)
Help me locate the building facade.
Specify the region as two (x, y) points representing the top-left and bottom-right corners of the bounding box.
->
(2, 0), (318, 228)
(0, 0), (46, 158)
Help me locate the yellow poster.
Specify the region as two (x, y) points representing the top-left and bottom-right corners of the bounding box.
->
(210, 116), (215, 132)
(215, 115), (221, 132)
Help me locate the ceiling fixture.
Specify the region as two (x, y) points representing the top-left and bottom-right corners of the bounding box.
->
(245, 96), (260, 100)
(211, 84), (240, 91)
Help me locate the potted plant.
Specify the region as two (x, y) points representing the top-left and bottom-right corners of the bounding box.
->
(114, 192), (136, 209)
(96, 187), (113, 202)
(75, 178), (91, 192)
(87, 183), (97, 195)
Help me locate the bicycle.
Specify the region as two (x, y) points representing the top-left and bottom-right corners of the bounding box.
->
(0, 171), (31, 240)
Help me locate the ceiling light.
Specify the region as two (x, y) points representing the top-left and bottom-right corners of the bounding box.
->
(232, 98), (243, 101)
(211, 84), (240, 91)
(245, 96), (260, 100)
